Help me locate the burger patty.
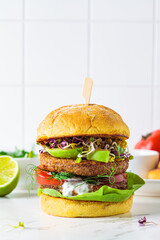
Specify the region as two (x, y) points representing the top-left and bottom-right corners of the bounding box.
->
(40, 152), (129, 177)
(40, 177), (128, 196)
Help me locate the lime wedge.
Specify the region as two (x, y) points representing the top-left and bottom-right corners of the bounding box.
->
(0, 156), (20, 196)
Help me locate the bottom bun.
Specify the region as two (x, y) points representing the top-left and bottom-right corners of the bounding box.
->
(40, 193), (133, 218)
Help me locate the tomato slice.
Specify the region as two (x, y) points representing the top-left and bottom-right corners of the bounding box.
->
(34, 165), (64, 186)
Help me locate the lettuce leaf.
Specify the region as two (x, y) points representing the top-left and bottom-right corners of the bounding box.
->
(38, 172), (145, 202)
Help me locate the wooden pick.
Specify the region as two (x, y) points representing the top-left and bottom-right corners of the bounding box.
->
(82, 77), (93, 105)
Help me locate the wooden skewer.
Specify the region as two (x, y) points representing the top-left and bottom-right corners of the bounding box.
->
(82, 77), (93, 105)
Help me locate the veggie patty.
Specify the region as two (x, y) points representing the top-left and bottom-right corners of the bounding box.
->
(40, 152), (129, 177)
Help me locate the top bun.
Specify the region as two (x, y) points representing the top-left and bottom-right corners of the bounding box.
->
(37, 104), (130, 142)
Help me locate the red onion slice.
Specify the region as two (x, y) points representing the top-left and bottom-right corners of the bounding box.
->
(115, 173), (126, 183)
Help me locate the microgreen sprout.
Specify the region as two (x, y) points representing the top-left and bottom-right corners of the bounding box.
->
(9, 221), (25, 230)
(138, 217), (160, 226)
(41, 137), (133, 161)
(138, 217), (147, 226)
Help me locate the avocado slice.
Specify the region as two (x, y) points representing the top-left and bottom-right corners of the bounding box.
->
(87, 150), (110, 163)
(46, 147), (82, 159)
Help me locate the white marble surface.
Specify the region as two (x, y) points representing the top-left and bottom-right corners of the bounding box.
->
(0, 191), (160, 240)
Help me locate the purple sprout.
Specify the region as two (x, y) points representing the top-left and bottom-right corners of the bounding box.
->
(48, 139), (57, 148)
(73, 137), (84, 143)
(49, 139), (57, 144)
(138, 217), (147, 226)
(49, 144), (56, 149)
(124, 153), (131, 158)
(113, 150), (118, 156)
(58, 141), (68, 149)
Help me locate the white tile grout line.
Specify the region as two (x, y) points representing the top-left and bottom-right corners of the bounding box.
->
(0, 84), (157, 88)
(22, 0), (25, 148)
(0, 84), (154, 88)
(151, 0), (157, 130)
(0, 19), (157, 23)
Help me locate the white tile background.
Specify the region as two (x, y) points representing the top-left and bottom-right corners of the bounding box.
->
(0, 0), (159, 151)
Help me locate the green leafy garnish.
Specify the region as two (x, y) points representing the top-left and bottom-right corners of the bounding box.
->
(117, 146), (125, 155)
(129, 155), (134, 160)
(50, 172), (75, 184)
(26, 150), (37, 158)
(75, 157), (82, 163)
(0, 147), (38, 158)
(9, 221), (25, 230)
(90, 137), (94, 142)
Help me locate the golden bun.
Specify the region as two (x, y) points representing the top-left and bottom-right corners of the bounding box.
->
(40, 193), (133, 218)
(148, 169), (160, 180)
(37, 104), (129, 142)
(158, 162), (160, 168)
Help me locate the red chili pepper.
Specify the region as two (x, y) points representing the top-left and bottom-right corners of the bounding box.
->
(135, 130), (160, 160)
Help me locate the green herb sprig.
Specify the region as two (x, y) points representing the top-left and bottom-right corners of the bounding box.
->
(25, 162), (117, 196)
(49, 172), (75, 184)
(25, 164), (38, 197)
(83, 163), (117, 185)
(25, 165), (75, 195)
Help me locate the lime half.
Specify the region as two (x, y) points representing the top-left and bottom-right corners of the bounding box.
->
(0, 156), (20, 196)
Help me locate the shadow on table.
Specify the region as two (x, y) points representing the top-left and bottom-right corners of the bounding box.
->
(4, 190), (38, 199)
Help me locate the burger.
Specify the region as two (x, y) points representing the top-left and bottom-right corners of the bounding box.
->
(34, 104), (144, 217)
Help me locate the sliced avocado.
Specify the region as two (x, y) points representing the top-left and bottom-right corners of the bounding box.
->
(87, 150), (110, 163)
(46, 147), (82, 159)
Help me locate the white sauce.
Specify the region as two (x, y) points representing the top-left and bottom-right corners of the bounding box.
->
(62, 180), (89, 197)
(66, 177), (82, 182)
